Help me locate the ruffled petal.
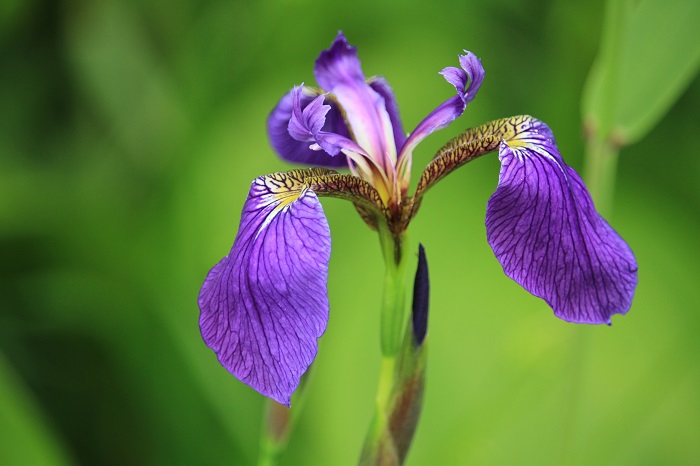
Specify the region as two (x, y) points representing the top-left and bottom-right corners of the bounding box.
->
(485, 119), (638, 324)
(288, 91), (329, 140)
(398, 51), (484, 160)
(198, 172), (331, 405)
(288, 87), (368, 158)
(456, 52), (484, 103)
(267, 86), (349, 168)
(314, 32), (397, 166)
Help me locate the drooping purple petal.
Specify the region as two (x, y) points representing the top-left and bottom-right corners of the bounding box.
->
(485, 119), (637, 324)
(314, 32), (397, 166)
(398, 51), (484, 160)
(267, 86), (349, 168)
(198, 174), (331, 405)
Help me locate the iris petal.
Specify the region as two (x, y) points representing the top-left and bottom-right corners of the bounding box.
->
(198, 173), (331, 405)
(485, 120), (638, 324)
(288, 87), (368, 158)
(368, 76), (407, 151)
(398, 51), (484, 161)
(314, 32), (397, 166)
(267, 86), (349, 168)
(458, 52), (485, 101)
(288, 91), (329, 140)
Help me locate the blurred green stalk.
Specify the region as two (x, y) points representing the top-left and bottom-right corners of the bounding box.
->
(583, 136), (619, 216)
(581, 0), (625, 213)
(563, 3), (625, 460)
(258, 400), (290, 466)
(257, 367), (314, 466)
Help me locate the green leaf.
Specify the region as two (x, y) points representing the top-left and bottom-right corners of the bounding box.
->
(582, 0), (700, 145)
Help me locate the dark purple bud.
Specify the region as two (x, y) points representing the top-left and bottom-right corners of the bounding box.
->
(412, 244), (430, 346)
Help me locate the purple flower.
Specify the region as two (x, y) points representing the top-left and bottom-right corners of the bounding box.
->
(267, 32), (483, 205)
(198, 33), (637, 405)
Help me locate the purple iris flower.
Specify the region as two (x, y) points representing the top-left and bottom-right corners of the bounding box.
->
(198, 33), (637, 405)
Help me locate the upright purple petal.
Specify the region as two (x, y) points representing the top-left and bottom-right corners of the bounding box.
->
(368, 76), (407, 151)
(315, 33), (397, 166)
(485, 119), (637, 324)
(398, 51), (484, 160)
(267, 86), (349, 168)
(198, 174), (331, 405)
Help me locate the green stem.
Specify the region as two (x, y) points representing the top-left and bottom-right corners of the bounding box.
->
(358, 223), (413, 465)
(376, 356), (397, 410)
(583, 136), (620, 216)
(360, 356), (402, 466)
(377, 222), (410, 358)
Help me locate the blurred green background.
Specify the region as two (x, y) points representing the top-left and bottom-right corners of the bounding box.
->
(1, 0), (699, 464)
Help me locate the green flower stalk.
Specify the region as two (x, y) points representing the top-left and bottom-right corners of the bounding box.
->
(360, 244), (429, 466)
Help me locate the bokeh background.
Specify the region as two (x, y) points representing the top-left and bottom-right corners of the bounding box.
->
(2, 0), (699, 464)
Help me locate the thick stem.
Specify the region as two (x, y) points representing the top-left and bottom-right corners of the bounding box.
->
(377, 222), (410, 358)
(360, 357), (402, 466)
(359, 225), (416, 465)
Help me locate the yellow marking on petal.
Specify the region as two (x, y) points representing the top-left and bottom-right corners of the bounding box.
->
(504, 115), (544, 150)
(253, 176), (307, 239)
(506, 137), (529, 149)
(252, 168), (386, 237)
(271, 189), (304, 216)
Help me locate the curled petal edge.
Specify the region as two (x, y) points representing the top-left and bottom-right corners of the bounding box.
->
(288, 87), (375, 162)
(396, 52), (485, 182)
(267, 86), (350, 168)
